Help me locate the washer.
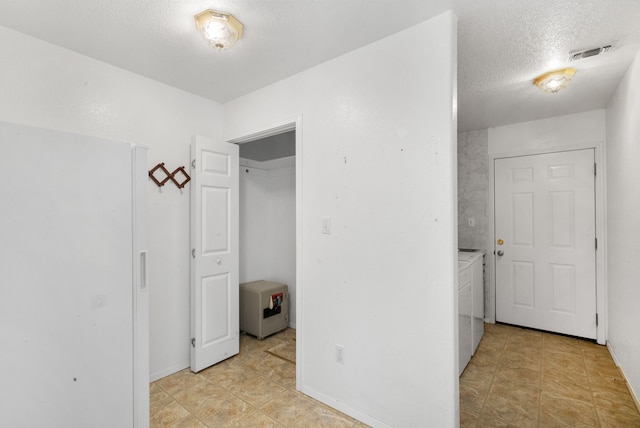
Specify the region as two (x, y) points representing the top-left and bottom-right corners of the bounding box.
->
(458, 260), (472, 375)
(458, 250), (484, 354)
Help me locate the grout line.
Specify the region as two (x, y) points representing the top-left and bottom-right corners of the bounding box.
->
(264, 349), (296, 365)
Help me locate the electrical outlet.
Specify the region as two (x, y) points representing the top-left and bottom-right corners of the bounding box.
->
(335, 345), (345, 364)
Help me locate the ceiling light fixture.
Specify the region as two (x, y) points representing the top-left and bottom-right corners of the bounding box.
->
(533, 68), (576, 94)
(195, 10), (243, 51)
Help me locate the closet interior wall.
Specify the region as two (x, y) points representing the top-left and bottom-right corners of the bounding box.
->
(239, 160), (297, 327)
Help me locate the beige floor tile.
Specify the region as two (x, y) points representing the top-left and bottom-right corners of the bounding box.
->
(171, 380), (229, 413)
(459, 383), (487, 415)
(228, 411), (283, 428)
(266, 340), (296, 363)
(494, 366), (541, 384)
(490, 372), (541, 406)
(474, 412), (513, 427)
(232, 376), (286, 407)
(541, 369), (592, 403)
(481, 393), (538, 427)
(459, 408), (478, 428)
(254, 353), (292, 379)
(539, 392), (599, 427)
(587, 370), (629, 394)
(500, 348), (542, 372)
(269, 359), (297, 390)
(460, 362), (494, 391)
(593, 387), (640, 417)
(154, 369), (209, 396)
(260, 390), (318, 426)
(150, 399), (192, 428)
(542, 350), (587, 377)
(166, 414), (208, 428)
(467, 350), (501, 369)
(596, 406), (640, 428)
(543, 334), (587, 356)
(200, 361), (260, 391)
(293, 406), (356, 428)
(195, 395), (255, 427)
(148, 325), (640, 428)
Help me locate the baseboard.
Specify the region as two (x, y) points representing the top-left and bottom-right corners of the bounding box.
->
(288, 322), (296, 329)
(299, 384), (390, 428)
(149, 361), (190, 383)
(606, 342), (640, 413)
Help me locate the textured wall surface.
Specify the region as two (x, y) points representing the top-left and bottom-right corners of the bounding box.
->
(457, 129), (489, 251)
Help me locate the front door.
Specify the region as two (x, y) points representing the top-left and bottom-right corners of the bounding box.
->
(494, 149), (596, 339)
(190, 135), (239, 372)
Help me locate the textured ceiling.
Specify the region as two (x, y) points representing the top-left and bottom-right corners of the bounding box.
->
(1, 0), (639, 132)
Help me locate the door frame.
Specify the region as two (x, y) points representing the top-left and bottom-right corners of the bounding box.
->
(227, 115), (303, 389)
(488, 142), (606, 344)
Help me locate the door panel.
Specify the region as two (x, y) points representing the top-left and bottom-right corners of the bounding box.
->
(495, 149), (596, 339)
(191, 136), (239, 372)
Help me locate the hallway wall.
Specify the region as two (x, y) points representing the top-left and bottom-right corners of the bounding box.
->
(224, 12), (458, 428)
(606, 48), (640, 404)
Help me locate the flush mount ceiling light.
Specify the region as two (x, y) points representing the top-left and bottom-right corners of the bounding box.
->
(195, 9), (243, 51)
(533, 68), (577, 94)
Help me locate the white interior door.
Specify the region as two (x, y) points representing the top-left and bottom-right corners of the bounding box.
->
(190, 135), (239, 372)
(495, 149), (596, 339)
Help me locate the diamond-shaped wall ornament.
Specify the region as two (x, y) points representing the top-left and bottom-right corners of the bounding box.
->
(148, 163), (191, 189)
(170, 166), (191, 189)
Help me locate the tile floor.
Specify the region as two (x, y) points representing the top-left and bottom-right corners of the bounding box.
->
(151, 324), (640, 427)
(150, 328), (368, 427)
(460, 323), (640, 427)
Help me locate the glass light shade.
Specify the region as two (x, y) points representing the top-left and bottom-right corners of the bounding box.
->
(534, 68), (576, 93)
(195, 10), (243, 51)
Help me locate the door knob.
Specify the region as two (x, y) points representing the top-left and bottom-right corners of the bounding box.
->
(497, 250), (504, 256)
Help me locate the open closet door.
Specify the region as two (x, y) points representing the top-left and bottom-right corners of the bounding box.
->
(190, 135), (239, 372)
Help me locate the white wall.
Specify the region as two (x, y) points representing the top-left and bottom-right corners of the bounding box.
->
(605, 49), (640, 404)
(488, 110), (606, 155)
(239, 164), (297, 326)
(0, 25), (224, 381)
(225, 12), (458, 428)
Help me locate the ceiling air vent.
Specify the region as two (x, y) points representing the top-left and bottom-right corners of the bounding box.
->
(568, 44), (613, 62)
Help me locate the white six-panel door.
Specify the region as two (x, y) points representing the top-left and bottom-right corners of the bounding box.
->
(495, 149), (597, 339)
(190, 136), (239, 372)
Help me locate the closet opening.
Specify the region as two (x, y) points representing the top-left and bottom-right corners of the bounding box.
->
(234, 127), (298, 330)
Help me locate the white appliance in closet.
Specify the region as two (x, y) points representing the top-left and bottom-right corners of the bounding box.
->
(458, 250), (484, 354)
(0, 121), (148, 427)
(458, 260), (472, 375)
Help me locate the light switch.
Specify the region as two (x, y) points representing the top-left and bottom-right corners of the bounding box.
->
(467, 217), (475, 227)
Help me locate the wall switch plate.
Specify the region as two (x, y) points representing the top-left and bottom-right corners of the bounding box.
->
(321, 217), (331, 234)
(335, 345), (345, 364)
(467, 217), (475, 227)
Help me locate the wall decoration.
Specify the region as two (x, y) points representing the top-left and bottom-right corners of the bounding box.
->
(148, 162), (191, 189)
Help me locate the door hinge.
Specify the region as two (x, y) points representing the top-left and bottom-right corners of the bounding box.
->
(192, 249), (196, 258)
(191, 338), (196, 348)
(594, 163), (597, 176)
(595, 238), (598, 250)
(191, 159), (196, 169)
(596, 313), (599, 327)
